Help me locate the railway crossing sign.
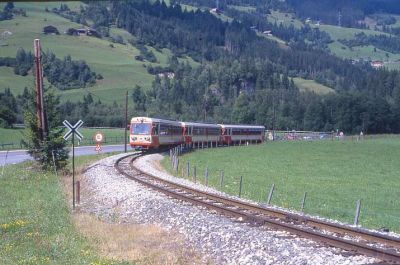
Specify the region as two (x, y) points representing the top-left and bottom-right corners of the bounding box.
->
(62, 119), (84, 210)
(95, 144), (102, 153)
(93, 131), (104, 153)
(63, 120), (83, 141)
(93, 131), (104, 143)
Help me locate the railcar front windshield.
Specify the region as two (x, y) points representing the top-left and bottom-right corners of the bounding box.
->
(131, 123), (151, 135)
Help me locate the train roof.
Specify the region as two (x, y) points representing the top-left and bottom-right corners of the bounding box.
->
(218, 124), (265, 130)
(131, 117), (181, 126)
(181, 122), (220, 128)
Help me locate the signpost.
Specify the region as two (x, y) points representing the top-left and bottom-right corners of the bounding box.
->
(63, 120), (83, 209)
(93, 131), (104, 154)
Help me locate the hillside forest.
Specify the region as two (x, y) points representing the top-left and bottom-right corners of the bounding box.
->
(1, 0), (400, 134)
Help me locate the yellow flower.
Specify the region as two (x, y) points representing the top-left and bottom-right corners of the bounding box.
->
(81, 249), (90, 256)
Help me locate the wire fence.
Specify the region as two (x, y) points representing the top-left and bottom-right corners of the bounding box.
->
(0, 135), (128, 150)
(2, 128), (400, 150)
(170, 144), (400, 231)
(266, 130), (400, 142)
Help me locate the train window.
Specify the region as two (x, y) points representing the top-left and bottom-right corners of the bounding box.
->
(193, 127), (201, 135)
(232, 129), (240, 135)
(132, 123), (151, 135)
(159, 124), (168, 135)
(208, 128), (220, 135)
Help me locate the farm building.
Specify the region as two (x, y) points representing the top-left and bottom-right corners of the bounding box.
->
(263, 30), (272, 36)
(43, 25), (59, 35)
(371, 60), (384, 68)
(210, 8), (222, 15)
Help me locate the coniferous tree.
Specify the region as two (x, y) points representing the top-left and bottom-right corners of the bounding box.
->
(22, 86), (68, 170)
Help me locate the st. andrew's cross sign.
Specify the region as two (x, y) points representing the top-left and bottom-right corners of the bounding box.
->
(63, 119), (84, 209)
(63, 120), (83, 141)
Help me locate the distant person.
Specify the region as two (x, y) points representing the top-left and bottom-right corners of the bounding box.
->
(268, 132), (273, 141)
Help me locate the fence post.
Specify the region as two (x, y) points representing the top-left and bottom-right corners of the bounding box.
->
(354, 199), (361, 226)
(205, 166), (208, 186)
(176, 157), (179, 174)
(267, 184), (275, 205)
(220, 170), (224, 189)
(1, 150), (9, 177)
(193, 166), (197, 183)
(51, 150), (58, 178)
(238, 176), (243, 198)
(76, 181), (80, 205)
(301, 192), (307, 212)
(186, 161), (190, 178)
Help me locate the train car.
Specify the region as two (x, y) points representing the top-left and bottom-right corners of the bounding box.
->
(130, 117), (183, 149)
(181, 122), (221, 148)
(219, 124), (265, 145)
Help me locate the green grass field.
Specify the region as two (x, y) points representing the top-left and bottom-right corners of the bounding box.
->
(267, 10), (304, 29)
(265, 10), (400, 69)
(0, 127), (127, 149)
(162, 139), (400, 232)
(293, 77), (335, 95)
(0, 153), (129, 265)
(228, 5), (256, 13)
(0, 2), (197, 104)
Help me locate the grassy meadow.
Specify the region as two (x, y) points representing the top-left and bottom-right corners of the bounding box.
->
(0, 153), (131, 265)
(293, 77), (335, 95)
(0, 2), (196, 104)
(265, 10), (400, 68)
(162, 138), (400, 232)
(0, 127), (127, 149)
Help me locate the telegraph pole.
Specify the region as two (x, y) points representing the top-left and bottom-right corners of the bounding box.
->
(124, 90), (128, 153)
(34, 39), (47, 141)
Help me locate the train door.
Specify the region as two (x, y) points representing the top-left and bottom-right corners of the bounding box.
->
(152, 123), (159, 147)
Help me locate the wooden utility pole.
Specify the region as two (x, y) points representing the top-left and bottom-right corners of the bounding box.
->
(34, 39), (47, 141)
(124, 90), (128, 153)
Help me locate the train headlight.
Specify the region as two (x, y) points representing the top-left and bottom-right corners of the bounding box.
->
(145, 137), (150, 141)
(132, 137), (137, 141)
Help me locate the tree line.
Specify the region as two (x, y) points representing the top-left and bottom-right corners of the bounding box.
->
(131, 57), (400, 134)
(339, 32), (400, 55)
(0, 48), (100, 90)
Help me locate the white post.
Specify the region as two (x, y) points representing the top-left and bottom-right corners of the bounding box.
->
(2, 150), (9, 177)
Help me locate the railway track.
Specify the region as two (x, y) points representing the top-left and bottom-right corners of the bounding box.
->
(115, 152), (400, 264)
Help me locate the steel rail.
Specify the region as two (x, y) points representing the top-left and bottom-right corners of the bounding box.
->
(115, 153), (400, 264)
(130, 154), (400, 248)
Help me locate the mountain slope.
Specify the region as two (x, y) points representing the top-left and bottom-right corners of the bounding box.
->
(0, 2), (195, 104)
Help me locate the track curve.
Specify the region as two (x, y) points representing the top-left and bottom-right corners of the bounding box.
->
(115, 152), (400, 264)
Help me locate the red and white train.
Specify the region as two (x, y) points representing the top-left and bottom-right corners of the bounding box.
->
(130, 117), (265, 150)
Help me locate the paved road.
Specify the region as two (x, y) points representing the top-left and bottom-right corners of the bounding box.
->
(0, 144), (132, 165)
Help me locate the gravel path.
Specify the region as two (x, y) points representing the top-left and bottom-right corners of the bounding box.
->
(80, 153), (378, 265)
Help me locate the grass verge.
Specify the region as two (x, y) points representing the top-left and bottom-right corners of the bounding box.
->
(0, 153), (129, 265)
(1, 152), (204, 265)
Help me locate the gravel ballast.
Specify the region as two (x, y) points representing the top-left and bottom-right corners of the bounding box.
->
(80, 153), (379, 265)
